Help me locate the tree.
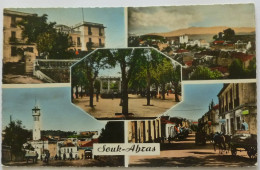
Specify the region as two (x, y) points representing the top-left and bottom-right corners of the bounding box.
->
(228, 59), (246, 79)
(246, 58), (256, 78)
(17, 14), (56, 44)
(171, 65), (181, 102)
(98, 122), (124, 143)
(18, 14), (73, 59)
(152, 58), (173, 100)
(110, 49), (136, 115)
(190, 66), (222, 80)
(2, 120), (31, 160)
(134, 48), (164, 105)
(223, 28), (235, 41)
(83, 50), (114, 107)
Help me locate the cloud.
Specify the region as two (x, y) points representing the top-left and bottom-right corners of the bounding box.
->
(129, 6), (202, 34)
(128, 4), (255, 35)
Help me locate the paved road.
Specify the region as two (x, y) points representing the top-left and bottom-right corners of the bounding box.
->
(129, 133), (257, 167)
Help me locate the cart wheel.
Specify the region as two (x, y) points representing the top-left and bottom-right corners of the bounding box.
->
(231, 148), (237, 156)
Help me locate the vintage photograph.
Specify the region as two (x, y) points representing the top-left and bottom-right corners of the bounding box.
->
(128, 83), (257, 167)
(2, 87), (125, 167)
(71, 48), (182, 120)
(128, 4), (256, 80)
(1, 3), (258, 168)
(3, 8), (126, 84)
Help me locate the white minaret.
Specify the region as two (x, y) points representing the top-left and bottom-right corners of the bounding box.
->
(32, 105), (41, 140)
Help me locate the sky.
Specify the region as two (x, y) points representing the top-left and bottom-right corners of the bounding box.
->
(164, 83), (223, 121)
(128, 4), (255, 35)
(9, 8), (126, 48)
(2, 87), (106, 132)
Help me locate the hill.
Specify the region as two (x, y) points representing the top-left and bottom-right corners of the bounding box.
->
(149, 26), (255, 37)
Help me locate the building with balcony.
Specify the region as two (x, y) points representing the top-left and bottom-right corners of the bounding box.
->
(218, 83), (257, 135)
(3, 9), (106, 64)
(3, 9), (38, 64)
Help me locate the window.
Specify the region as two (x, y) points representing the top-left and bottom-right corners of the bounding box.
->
(88, 26), (92, 35)
(11, 46), (17, 56)
(99, 38), (102, 46)
(11, 31), (16, 39)
(26, 47), (34, 53)
(99, 28), (102, 36)
(33, 116), (39, 121)
(77, 37), (81, 45)
(236, 117), (241, 130)
(11, 16), (16, 27)
(89, 38), (92, 43)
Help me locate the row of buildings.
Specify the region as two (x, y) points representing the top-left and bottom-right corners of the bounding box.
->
(128, 116), (191, 143)
(199, 83), (257, 136)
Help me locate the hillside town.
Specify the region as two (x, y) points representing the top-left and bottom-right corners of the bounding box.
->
(128, 28), (256, 80)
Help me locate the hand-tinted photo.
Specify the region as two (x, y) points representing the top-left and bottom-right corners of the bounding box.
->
(3, 8), (126, 84)
(71, 48), (182, 120)
(128, 4), (256, 80)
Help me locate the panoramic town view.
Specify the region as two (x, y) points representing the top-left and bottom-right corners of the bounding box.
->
(2, 87), (125, 167)
(128, 4), (256, 80)
(128, 83), (257, 167)
(71, 48), (182, 120)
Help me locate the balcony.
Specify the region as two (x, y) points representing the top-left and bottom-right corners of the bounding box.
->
(9, 37), (26, 44)
(88, 32), (92, 35)
(92, 43), (105, 48)
(10, 23), (17, 28)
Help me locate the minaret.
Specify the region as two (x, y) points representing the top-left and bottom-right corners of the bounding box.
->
(32, 105), (41, 140)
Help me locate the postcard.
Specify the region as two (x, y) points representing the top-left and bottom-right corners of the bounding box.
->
(1, 3), (258, 168)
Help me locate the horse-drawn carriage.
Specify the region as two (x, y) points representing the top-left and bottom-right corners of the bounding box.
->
(230, 131), (257, 158)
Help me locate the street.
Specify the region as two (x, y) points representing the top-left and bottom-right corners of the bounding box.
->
(129, 133), (257, 167)
(3, 156), (124, 167)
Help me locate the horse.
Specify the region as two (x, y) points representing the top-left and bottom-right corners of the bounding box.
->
(213, 132), (226, 154)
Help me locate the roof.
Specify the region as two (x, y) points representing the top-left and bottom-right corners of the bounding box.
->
(217, 84), (230, 97)
(213, 104), (219, 110)
(210, 66), (228, 73)
(176, 49), (189, 53)
(231, 52), (254, 62)
(4, 9), (37, 17)
(213, 40), (225, 44)
(62, 142), (76, 147)
(73, 21), (106, 29)
(81, 138), (98, 147)
(161, 118), (175, 125)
